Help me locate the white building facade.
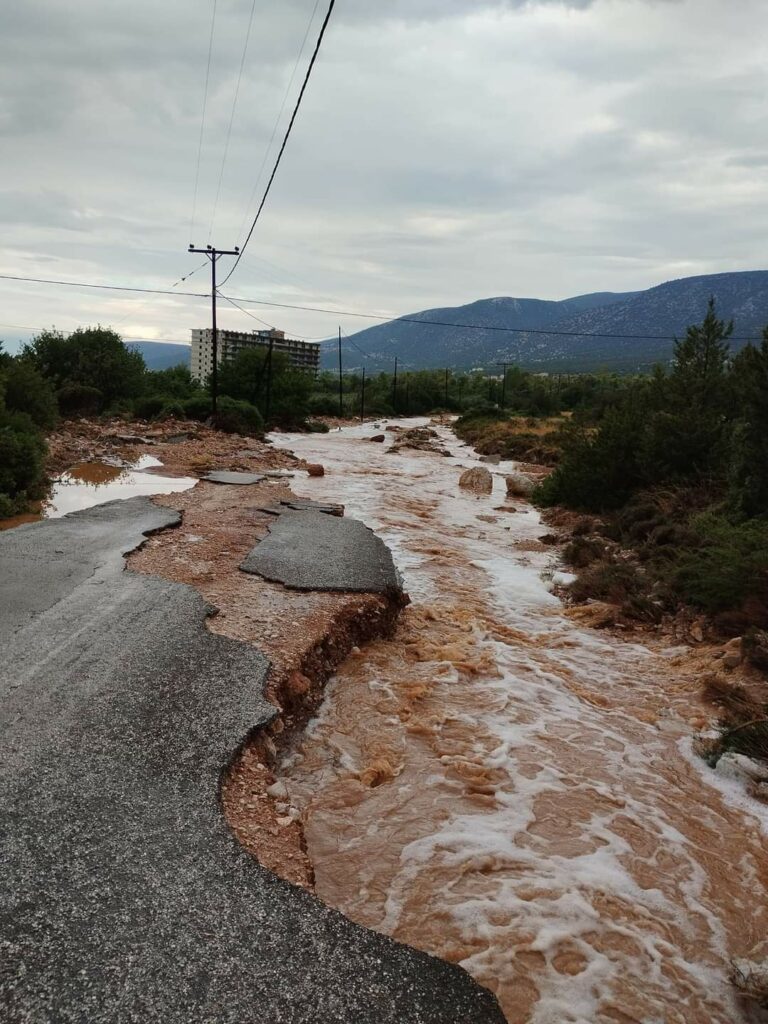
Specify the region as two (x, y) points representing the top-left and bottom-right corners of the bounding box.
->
(190, 328), (320, 383)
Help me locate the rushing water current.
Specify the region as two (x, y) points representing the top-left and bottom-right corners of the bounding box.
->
(275, 420), (768, 1024)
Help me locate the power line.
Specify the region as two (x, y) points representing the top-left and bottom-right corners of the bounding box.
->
(235, 0), (322, 246)
(171, 261), (209, 288)
(220, 0), (337, 287)
(219, 289), (329, 339)
(341, 327), (372, 361)
(189, 0), (218, 245)
(0, 271), (763, 343)
(219, 292), (275, 330)
(0, 320), (191, 347)
(207, 0), (257, 242)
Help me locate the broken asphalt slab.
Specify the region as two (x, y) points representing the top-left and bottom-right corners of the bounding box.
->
(0, 497), (504, 1023)
(255, 498), (344, 518)
(240, 509), (402, 593)
(203, 470), (267, 485)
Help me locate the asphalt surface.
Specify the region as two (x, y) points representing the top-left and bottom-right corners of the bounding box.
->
(240, 509), (402, 593)
(0, 497), (505, 1023)
(203, 470), (267, 485)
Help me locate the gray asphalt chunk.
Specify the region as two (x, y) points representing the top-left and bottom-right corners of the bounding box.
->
(253, 499), (344, 518)
(203, 470), (267, 485)
(240, 510), (402, 592)
(0, 497), (505, 1023)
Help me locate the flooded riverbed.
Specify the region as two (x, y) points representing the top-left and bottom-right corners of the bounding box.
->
(275, 421), (768, 1024)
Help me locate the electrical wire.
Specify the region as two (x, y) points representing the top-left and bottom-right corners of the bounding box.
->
(218, 292), (275, 329)
(341, 327), (372, 360)
(189, 0), (218, 245)
(207, 0), (257, 242)
(0, 320), (192, 346)
(220, 0), (337, 287)
(170, 261), (209, 288)
(0, 272), (762, 343)
(234, 0), (322, 246)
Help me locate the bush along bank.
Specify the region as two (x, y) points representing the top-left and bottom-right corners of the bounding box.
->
(530, 301), (768, 769)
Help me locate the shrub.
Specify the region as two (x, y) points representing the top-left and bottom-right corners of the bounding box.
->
(133, 395), (168, 420)
(157, 401), (185, 420)
(569, 557), (646, 605)
(2, 359), (58, 429)
(0, 411), (47, 512)
(56, 383), (103, 417)
(672, 512), (768, 613)
(562, 536), (606, 569)
(212, 396), (264, 436)
(181, 395), (213, 421)
(305, 419), (330, 433)
(535, 403), (647, 512)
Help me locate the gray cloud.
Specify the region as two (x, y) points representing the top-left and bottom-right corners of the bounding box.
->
(0, 0), (765, 352)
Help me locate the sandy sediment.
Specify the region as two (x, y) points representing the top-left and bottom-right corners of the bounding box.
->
(105, 427), (407, 888)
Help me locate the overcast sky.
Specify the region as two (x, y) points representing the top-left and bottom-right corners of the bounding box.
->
(1, 0), (767, 353)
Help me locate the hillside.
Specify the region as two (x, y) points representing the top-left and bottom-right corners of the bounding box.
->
(126, 341), (190, 370)
(320, 271), (768, 373)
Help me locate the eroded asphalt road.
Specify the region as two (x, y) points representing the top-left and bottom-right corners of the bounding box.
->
(0, 497), (505, 1024)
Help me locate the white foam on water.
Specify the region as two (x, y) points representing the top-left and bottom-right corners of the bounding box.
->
(275, 420), (768, 1024)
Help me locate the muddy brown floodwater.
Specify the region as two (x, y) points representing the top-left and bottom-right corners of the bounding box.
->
(272, 420), (768, 1024)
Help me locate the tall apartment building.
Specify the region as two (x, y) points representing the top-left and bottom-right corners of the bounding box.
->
(190, 327), (320, 383)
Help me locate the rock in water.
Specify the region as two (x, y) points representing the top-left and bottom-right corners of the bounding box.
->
(459, 467), (493, 494)
(731, 941), (768, 1008)
(505, 472), (535, 498)
(305, 463), (325, 477)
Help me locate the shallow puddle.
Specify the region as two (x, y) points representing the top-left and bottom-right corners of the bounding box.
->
(1, 456), (196, 528)
(274, 421), (768, 1024)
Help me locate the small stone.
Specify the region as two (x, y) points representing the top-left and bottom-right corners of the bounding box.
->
(369, 434), (386, 443)
(306, 463), (325, 477)
(266, 780), (288, 800)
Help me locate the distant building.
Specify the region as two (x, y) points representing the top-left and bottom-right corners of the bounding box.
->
(190, 327), (320, 383)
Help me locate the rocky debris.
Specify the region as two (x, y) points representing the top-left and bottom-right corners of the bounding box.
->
(459, 467), (493, 494)
(505, 471), (535, 498)
(306, 463), (325, 477)
(744, 630), (768, 672)
(538, 533), (560, 545)
(46, 417), (296, 479)
(565, 601), (620, 628)
(714, 751), (768, 784)
(107, 432), (153, 445)
(716, 636), (744, 669)
(479, 454), (501, 465)
(731, 941), (768, 1008)
(387, 426), (451, 457)
(369, 434), (386, 443)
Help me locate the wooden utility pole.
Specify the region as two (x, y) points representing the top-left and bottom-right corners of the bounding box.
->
(495, 362), (512, 409)
(187, 243), (239, 414)
(360, 367), (366, 422)
(392, 357), (398, 413)
(265, 337), (274, 422)
(337, 327), (344, 418)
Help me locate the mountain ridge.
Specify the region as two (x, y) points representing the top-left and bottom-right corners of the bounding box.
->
(319, 271), (768, 373)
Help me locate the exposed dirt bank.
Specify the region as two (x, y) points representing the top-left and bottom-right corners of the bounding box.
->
(45, 416), (296, 477)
